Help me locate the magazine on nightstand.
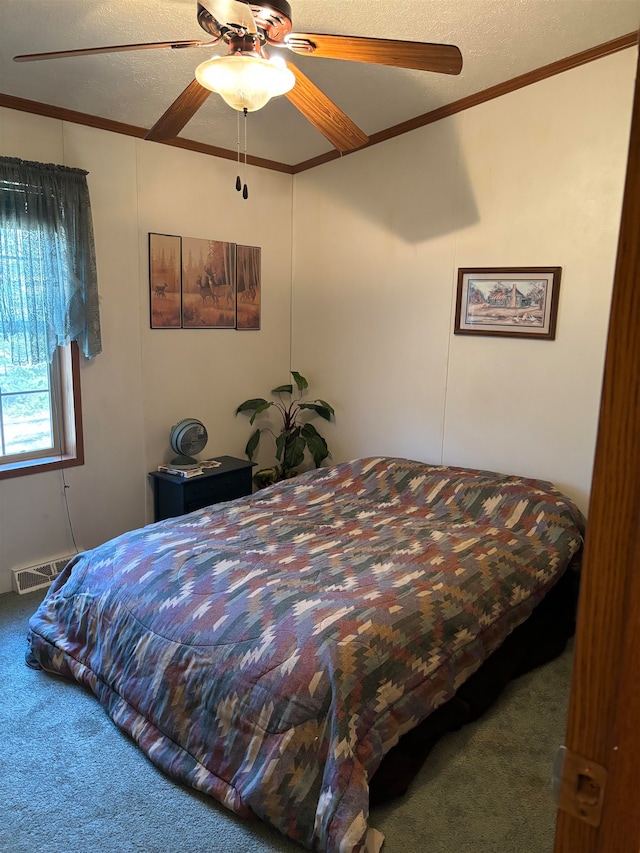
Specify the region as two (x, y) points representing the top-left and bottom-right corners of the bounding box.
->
(199, 459), (223, 469)
(157, 459), (223, 478)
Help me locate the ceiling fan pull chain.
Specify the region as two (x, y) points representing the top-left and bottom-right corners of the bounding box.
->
(235, 110), (242, 192)
(242, 107), (249, 200)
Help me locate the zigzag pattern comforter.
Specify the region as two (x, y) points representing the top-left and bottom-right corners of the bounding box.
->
(27, 457), (585, 852)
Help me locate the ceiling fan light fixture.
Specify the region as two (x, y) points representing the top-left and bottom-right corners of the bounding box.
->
(195, 54), (295, 112)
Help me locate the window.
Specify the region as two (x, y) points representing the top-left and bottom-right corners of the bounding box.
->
(0, 156), (99, 479)
(0, 342), (83, 479)
(0, 342), (56, 457)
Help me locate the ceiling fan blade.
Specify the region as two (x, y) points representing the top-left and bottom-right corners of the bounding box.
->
(285, 34), (463, 75)
(13, 40), (213, 63)
(285, 62), (368, 153)
(145, 79), (211, 142)
(198, 0), (257, 34)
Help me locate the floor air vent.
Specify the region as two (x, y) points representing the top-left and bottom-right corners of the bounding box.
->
(11, 556), (75, 595)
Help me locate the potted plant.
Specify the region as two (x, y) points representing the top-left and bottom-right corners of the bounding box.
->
(236, 371), (335, 488)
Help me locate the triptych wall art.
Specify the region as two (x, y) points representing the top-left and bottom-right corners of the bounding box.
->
(149, 233), (261, 331)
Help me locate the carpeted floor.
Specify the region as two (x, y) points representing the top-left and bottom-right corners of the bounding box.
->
(0, 589), (571, 853)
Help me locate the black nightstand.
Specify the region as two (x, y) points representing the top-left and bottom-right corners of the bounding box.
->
(149, 455), (255, 521)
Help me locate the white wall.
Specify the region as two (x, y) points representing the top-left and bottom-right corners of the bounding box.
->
(291, 49), (636, 513)
(0, 109), (293, 593)
(0, 47), (635, 592)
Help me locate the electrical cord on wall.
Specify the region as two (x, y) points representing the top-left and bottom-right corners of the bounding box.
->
(61, 467), (80, 555)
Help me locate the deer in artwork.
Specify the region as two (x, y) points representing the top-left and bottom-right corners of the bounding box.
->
(153, 282), (169, 298)
(196, 275), (216, 304)
(239, 282), (257, 303)
(199, 269), (234, 308)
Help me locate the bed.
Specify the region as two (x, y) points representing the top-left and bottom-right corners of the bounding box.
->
(26, 456), (584, 853)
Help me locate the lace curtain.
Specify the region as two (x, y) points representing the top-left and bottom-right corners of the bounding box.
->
(0, 156), (101, 365)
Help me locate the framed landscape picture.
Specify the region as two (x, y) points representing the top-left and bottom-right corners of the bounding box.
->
(181, 237), (236, 329)
(454, 267), (562, 339)
(236, 245), (261, 330)
(149, 233), (181, 329)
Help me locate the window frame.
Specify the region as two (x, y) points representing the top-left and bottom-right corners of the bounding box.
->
(0, 342), (84, 480)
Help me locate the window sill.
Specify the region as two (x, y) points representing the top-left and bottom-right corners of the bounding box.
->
(0, 452), (83, 481)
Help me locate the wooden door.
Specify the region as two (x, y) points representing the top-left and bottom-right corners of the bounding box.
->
(553, 39), (640, 853)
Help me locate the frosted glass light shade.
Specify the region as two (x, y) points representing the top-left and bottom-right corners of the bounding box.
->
(195, 54), (295, 112)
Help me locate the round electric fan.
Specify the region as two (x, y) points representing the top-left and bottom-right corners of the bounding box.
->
(169, 418), (208, 468)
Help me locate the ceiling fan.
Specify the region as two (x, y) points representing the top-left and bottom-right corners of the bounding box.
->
(14, 0), (463, 153)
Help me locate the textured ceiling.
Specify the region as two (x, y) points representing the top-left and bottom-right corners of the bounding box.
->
(0, 1), (638, 166)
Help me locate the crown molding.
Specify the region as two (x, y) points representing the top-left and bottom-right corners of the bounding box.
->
(1, 31), (636, 176)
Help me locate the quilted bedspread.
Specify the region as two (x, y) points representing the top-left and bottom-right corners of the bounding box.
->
(27, 457), (585, 852)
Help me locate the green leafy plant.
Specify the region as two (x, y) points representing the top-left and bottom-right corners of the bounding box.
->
(236, 371), (335, 487)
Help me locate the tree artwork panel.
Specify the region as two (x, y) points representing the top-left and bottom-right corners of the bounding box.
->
(236, 245), (261, 330)
(149, 233), (181, 329)
(181, 237), (237, 329)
